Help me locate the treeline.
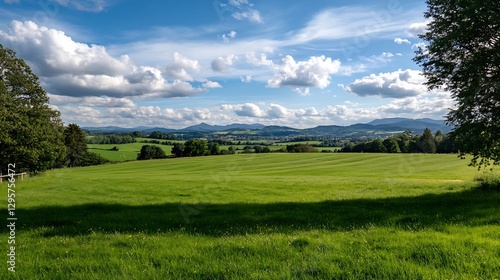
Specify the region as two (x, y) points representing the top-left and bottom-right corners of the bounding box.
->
(171, 139), (223, 157)
(87, 135), (136, 144)
(148, 131), (177, 140)
(341, 129), (456, 154)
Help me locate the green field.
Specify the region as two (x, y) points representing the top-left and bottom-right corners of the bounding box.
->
(88, 143), (172, 162)
(2, 154), (499, 279)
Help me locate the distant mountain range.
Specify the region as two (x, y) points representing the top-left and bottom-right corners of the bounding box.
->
(83, 118), (452, 138)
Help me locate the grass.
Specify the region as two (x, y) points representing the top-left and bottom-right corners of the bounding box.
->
(88, 142), (172, 162)
(1, 153), (499, 279)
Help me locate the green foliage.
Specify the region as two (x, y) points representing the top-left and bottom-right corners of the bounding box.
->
(148, 131), (177, 140)
(474, 173), (500, 191)
(208, 142), (220, 155)
(414, 0), (500, 169)
(137, 145), (167, 160)
(64, 123), (88, 167)
(182, 139), (207, 157)
(418, 128), (437, 154)
(80, 151), (110, 166)
(286, 143), (319, 153)
(171, 142), (185, 157)
(0, 44), (66, 173)
(342, 128), (456, 154)
(383, 138), (401, 153)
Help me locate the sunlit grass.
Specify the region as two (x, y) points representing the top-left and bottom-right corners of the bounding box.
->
(1, 153), (499, 279)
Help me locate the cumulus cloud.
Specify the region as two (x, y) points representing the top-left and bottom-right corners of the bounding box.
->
(268, 55), (341, 93)
(245, 51), (273, 67)
(406, 21), (429, 37)
(394, 38), (411, 44)
(165, 52), (200, 81)
(211, 54), (237, 72)
(54, 96), (452, 128)
(222, 30), (237, 43)
(346, 69), (428, 98)
(48, 94), (136, 108)
(202, 81), (222, 88)
(223, 103), (263, 117)
(0, 21), (207, 98)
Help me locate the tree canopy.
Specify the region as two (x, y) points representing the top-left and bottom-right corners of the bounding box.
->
(0, 44), (66, 173)
(64, 124), (88, 167)
(137, 145), (167, 160)
(414, 0), (500, 168)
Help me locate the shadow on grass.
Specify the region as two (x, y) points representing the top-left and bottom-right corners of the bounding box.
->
(6, 188), (500, 237)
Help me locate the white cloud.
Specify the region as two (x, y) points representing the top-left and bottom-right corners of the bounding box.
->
(406, 21), (429, 37)
(232, 9), (263, 23)
(245, 51), (274, 67)
(240, 75), (252, 83)
(53, 96), (452, 128)
(289, 7), (412, 45)
(394, 38), (411, 44)
(267, 103), (289, 118)
(165, 52), (200, 81)
(211, 54), (237, 72)
(228, 0), (251, 7)
(54, 0), (107, 12)
(202, 81), (222, 88)
(222, 30), (237, 43)
(412, 42), (426, 50)
(49, 94), (136, 108)
(346, 69), (428, 98)
(360, 52), (394, 66)
(0, 21), (207, 98)
(268, 55), (341, 93)
(223, 103), (263, 117)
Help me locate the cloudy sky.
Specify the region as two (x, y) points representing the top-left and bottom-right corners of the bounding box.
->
(0, 0), (451, 128)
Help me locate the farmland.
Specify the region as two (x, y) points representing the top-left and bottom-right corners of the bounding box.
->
(1, 153), (499, 279)
(88, 139), (340, 162)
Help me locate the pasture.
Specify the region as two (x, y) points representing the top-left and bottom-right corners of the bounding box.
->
(1, 153), (499, 279)
(87, 143), (172, 162)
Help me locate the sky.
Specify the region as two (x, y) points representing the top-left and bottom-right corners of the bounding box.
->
(0, 0), (451, 129)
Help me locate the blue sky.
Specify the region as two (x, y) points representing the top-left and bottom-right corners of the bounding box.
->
(0, 0), (451, 128)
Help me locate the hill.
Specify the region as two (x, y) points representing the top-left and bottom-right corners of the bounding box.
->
(83, 118), (452, 138)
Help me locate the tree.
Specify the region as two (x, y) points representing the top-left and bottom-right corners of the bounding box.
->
(369, 139), (387, 153)
(64, 124), (87, 167)
(183, 139), (207, 157)
(418, 128), (437, 154)
(383, 138), (401, 153)
(171, 143), (185, 157)
(208, 142), (220, 155)
(137, 145), (167, 160)
(414, 0), (500, 168)
(0, 44), (66, 173)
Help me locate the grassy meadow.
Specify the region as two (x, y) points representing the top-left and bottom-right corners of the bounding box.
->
(87, 142), (173, 162)
(1, 153), (500, 279)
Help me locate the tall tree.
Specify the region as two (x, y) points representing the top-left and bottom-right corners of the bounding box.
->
(64, 124), (87, 167)
(414, 0), (500, 168)
(0, 44), (65, 173)
(418, 128), (437, 154)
